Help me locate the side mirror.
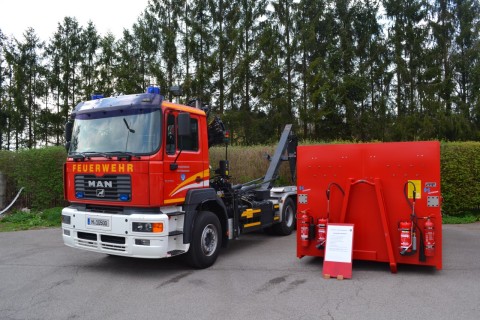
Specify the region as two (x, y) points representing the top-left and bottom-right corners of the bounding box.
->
(177, 113), (191, 137)
(64, 121), (74, 151)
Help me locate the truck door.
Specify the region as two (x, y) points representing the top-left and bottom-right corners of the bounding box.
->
(163, 111), (208, 205)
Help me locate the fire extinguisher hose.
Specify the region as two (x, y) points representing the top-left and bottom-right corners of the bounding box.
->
(403, 181), (426, 262)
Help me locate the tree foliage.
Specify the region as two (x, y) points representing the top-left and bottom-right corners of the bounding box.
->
(1, 0), (480, 148)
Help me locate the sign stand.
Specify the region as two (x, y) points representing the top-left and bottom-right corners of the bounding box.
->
(323, 223), (354, 279)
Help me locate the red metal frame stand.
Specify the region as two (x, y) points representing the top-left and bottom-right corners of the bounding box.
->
(339, 179), (397, 273)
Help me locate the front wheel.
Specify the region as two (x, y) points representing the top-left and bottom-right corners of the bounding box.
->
(273, 197), (296, 236)
(185, 211), (222, 269)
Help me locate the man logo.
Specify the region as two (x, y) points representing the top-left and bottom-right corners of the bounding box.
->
(88, 180), (113, 188)
(96, 189), (105, 197)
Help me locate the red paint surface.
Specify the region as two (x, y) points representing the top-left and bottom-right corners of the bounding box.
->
(296, 141), (442, 271)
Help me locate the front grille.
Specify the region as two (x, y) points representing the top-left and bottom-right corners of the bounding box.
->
(78, 232), (97, 241)
(101, 243), (126, 251)
(77, 239), (98, 249)
(86, 205), (124, 214)
(76, 232), (98, 249)
(75, 175), (131, 201)
(75, 232), (126, 252)
(101, 235), (126, 244)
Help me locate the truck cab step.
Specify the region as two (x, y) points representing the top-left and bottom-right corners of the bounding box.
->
(166, 211), (184, 217)
(167, 250), (186, 257)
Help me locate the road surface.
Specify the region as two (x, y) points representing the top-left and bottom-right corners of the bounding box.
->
(0, 223), (479, 320)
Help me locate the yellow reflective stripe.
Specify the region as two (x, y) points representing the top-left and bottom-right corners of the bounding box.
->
(169, 169), (209, 197)
(164, 197), (185, 204)
(274, 216), (280, 221)
(241, 208), (261, 218)
(244, 222), (261, 228)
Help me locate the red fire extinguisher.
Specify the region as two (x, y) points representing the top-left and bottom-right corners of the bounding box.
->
(299, 211), (312, 247)
(424, 218), (435, 257)
(399, 221), (412, 254)
(316, 218), (328, 248)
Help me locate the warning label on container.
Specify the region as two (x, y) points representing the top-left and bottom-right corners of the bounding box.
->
(407, 180), (422, 199)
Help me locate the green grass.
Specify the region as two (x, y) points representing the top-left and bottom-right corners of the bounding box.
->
(442, 214), (480, 224)
(1, 205), (478, 233)
(0, 207), (62, 232)
(209, 145), (294, 185)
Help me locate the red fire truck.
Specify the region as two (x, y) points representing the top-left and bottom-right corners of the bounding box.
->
(62, 87), (297, 268)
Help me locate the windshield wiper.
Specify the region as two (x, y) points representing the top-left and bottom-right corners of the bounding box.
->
(105, 151), (141, 160)
(69, 152), (87, 160)
(123, 118), (135, 133)
(69, 151), (112, 160)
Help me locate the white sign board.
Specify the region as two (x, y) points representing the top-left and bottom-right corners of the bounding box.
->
(324, 224), (354, 263)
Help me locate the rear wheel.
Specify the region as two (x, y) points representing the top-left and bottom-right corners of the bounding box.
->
(185, 211), (222, 269)
(273, 197), (296, 236)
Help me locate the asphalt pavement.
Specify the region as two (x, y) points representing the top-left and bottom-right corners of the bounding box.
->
(0, 223), (479, 320)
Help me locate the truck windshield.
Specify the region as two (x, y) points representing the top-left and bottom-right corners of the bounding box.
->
(69, 109), (161, 155)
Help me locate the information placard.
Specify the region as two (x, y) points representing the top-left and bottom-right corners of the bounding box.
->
(323, 223), (354, 279)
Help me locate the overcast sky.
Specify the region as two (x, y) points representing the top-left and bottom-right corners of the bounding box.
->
(0, 0), (150, 41)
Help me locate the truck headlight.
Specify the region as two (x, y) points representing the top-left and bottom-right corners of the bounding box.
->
(62, 215), (71, 224)
(132, 222), (163, 233)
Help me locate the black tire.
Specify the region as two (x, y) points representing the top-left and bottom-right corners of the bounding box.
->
(185, 211), (222, 269)
(273, 197), (296, 236)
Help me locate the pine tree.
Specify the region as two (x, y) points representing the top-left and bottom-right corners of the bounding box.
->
(3, 37), (25, 149)
(351, 0), (390, 141)
(0, 29), (6, 149)
(52, 17), (84, 125)
(268, 0), (297, 136)
(294, 0), (324, 138)
(96, 32), (117, 97)
(383, 0), (430, 140)
(114, 29), (144, 94)
(146, 0), (184, 99)
(17, 28), (44, 148)
(210, 0), (237, 113)
(44, 31), (63, 145)
(226, 0), (268, 144)
(219, 0), (242, 112)
(256, 19), (284, 142)
(80, 21), (100, 100)
(453, 0), (480, 138)
(332, 0), (358, 139)
(187, 0), (215, 102)
(306, 2), (343, 140)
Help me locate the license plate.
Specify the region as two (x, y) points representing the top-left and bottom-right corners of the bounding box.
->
(87, 217), (109, 227)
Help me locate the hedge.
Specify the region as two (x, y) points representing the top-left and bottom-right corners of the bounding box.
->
(0, 147), (66, 210)
(0, 142), (479, 216)
(441, 142), (480, 215)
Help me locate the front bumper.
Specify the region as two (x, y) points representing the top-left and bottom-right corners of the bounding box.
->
(61, 206), (188, 258)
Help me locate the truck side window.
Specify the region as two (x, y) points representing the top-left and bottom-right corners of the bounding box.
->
(179, 118), (199, 151)
(166, 114), (176, 155)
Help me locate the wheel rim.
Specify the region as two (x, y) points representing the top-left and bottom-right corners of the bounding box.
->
(285, 205), (294, 227)
(201, 224), (218, 257)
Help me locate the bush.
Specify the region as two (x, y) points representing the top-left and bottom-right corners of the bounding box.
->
(212, 142), (480, 217)
(0, 142), (479, 218)
(441, 142), (480, 216)
(0, 147), (66, 210)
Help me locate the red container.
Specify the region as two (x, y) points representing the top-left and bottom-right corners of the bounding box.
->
(296, 141), (442, 272)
